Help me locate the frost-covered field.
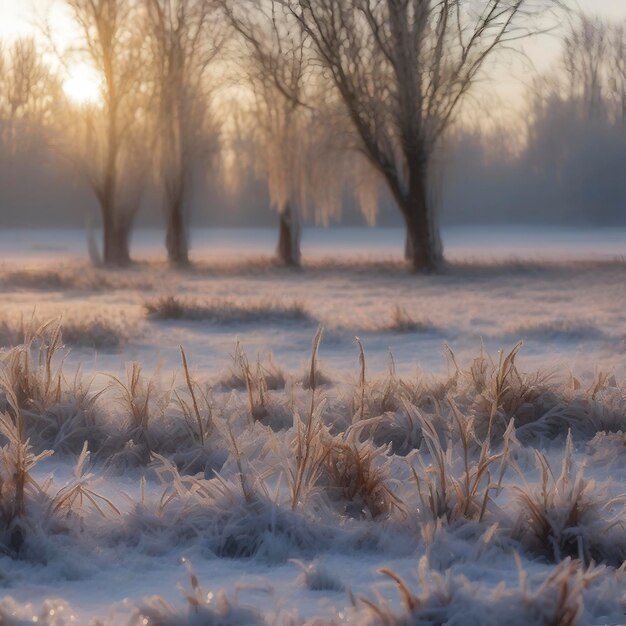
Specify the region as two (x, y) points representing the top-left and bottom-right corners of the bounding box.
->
(0, 227), (624, 625)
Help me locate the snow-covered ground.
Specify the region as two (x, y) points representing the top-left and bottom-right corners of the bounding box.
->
(0, 227), (624, 624)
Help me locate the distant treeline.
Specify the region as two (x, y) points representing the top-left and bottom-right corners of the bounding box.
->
(0, 4), (623, 269)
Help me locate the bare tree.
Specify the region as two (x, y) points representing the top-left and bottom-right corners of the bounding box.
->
(146, 0), (224, 266)
(268, 0), (554, 271)
(57, 0), (150, 267)
(522, 13), (625, 224)
(222, 1), (311, 265)
(223, 1), (374, 266)
(250, 74), (306, 267)
(561, 14), (625, 124)
(0, 39), (59, 155)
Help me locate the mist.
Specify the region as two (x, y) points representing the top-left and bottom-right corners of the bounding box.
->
(0, 2), (625, 624)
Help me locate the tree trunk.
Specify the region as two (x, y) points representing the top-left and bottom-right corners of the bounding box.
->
(113, 220), (132, 267)
(166, 197), (189, 267)
(101, 205), (132, 267)
(102, 205), (118, 266)
(401, 167), (443, 272)
(86, 211), (102, 266)
(404, 228), (414, 262)
(277, 203), (301, 267)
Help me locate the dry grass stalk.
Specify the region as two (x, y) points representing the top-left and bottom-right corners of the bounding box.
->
(359, 557), (451, 624)
(46, 442), (120, 520)
(290, 326), (328, 510)
(176, 560), (264, 623)
(234, 342), (269, 422)
(355, 336), (366, 422)
(409, 400), (513, 523)
(225, 424), (255, 505)
(176, 347), (212, 446)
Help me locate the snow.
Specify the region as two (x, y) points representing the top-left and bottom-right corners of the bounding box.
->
(0, 226), (624, 625)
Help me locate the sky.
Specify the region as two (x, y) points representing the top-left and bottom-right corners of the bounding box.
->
(1, 1), (624, 103)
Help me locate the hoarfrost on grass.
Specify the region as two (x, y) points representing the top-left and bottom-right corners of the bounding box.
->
(0, 250), (623, 624)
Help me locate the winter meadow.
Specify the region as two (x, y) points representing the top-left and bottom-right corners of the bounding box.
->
(0, 1), (625, 624)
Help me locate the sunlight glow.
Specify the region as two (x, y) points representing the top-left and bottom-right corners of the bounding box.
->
(63, 64), (102, 106)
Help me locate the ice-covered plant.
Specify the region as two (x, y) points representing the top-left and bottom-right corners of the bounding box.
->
(0, 321), (65, 416)
(289, 327), (329, 510)
(322, 430), (401, 519)
(45, 442), (120, 523)
(0, 411), (52, 553)
(176, 347), (213, 446)
(359, 558), (452, 625)
(107, 362), (171, 460)
(511, 432), (625, 565)
(409, 400), (513, 523)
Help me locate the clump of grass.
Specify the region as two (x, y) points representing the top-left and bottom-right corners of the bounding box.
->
(445, 342), (556, 442)
(216, 343), (292, 430)
(322, 433), (401, 519)
(28, 376), (105, 455)
(511, 432), (624, 566)
(587, 431), (626, 470)
(217, 344), (286, 392)
(0, 313), (134, 350)
(143, 295), (187, 320)
(54, 318), (131, 349)
(0, 406), (116, 557)
(349, 344), (424, 455)
(503, 319), (605, 341)
(553, 373), (626, 439)
(441, 343), (626, 444)
(385, 304), (435, 333)
(145, 451), (326, 560)
(106, 363), (171, 465)
(290, 331), (401, 518)
(144, 294), (311, 324)
(409, 401), (514, 523)
(0, 321), (65, 416)
(0, 411), (52, 554)
(0, 268), (80, 291)
(0, 322), (107, 455)
(0, 265), (155, 292)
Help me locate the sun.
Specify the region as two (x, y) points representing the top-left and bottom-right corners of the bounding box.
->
(63, 63), (102, 106)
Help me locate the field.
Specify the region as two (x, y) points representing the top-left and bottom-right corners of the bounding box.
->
(0, 227), (624, 625)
